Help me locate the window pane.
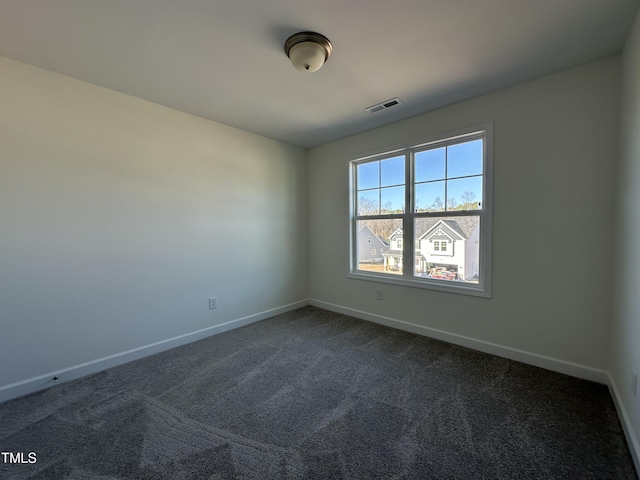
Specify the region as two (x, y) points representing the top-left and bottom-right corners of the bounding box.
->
(446, 176), (482, 211)
(447, 140), (482, 178)
(357, 162), (379, 190)
(415, 181), (445, 212)
(356, 219), (403, 275)
(357, 189), (379, 215)
(414, 215), (480, 283)
(380, 156), (405, 187)
(415, 148), (445, 182)
(350, 125), (491, 297)
(381, 186), (404, 213)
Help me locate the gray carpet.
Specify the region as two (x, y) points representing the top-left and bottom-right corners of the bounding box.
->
(0, 306), (637, 479)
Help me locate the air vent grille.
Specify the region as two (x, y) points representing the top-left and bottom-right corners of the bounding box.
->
(365, 97), (403, 114)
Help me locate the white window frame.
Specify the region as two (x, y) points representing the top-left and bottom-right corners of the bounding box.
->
(347, 123), (493, 298)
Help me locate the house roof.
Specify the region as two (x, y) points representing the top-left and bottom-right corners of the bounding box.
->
(389, 228), (403, 239)
(416, 216), (479, 240)
(384, 217), (478, 244)
(382, 217), (478, 259)
(359, 224), (389, 247)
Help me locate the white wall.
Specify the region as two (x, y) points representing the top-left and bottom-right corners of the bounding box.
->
(0, 32), (635, 462)
(0, 57), (308, 390)
(611, 8), (640, 465)
(308, 57), (620, 371)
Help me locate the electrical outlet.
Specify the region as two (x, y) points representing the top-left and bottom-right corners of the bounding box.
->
(375, 289), (383, 301)
(209, 297), (217, 310)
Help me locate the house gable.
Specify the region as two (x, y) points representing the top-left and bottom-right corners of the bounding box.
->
(419, 220), (469, 242)
(389, 228), (403, 240)
(357, 224), (388, 263)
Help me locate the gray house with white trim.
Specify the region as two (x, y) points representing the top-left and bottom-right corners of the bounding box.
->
(382, 217), (480, 280)
(357, 224), (388, 264)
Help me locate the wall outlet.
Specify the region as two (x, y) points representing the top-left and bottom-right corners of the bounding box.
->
(209, 297), (217, 310)
(375, 289), (383, 301)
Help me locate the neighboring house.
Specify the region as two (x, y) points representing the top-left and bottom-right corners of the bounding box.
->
(382, 217), (480, 280)
(357, 224), (388, 264)
(383, 228), (404, 271)
(417, 217), (480, 281)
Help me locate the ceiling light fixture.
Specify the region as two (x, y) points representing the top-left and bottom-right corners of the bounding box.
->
(284, 31), (332, 73)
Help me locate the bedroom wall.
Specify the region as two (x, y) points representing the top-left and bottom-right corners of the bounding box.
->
(0, 56), (308, 392)
(611, 8), (640, 465)
(308, 56), (620, 374)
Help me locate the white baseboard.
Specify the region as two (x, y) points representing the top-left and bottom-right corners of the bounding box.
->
(0, 299), (309, 403)
(608, 374), (640, 474)
(309, 299), (609, 384)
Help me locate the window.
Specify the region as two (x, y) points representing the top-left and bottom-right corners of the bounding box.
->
(348, 123), (492, 297)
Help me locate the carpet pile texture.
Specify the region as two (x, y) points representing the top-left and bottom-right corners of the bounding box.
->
(1, 306), (637, 479)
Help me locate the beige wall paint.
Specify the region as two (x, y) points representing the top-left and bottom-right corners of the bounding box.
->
(0, 57), (308, 387)
(308, 56), (620, 370)
(612, 8), (640, 460)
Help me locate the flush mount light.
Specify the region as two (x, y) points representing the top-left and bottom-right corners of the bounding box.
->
(284, 31), (332, 73)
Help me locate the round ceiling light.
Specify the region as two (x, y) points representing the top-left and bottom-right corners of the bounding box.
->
(284, 31), (332, 73)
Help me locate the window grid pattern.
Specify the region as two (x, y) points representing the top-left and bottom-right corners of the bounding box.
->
(349, 124), (492, 297)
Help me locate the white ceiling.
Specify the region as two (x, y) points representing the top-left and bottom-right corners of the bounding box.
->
(1, 0), (638, 148)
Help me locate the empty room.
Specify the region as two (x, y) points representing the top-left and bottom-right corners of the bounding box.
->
(1, 1), (639, 478)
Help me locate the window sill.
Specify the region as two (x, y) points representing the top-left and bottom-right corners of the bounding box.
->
(347, 270), (491, 298)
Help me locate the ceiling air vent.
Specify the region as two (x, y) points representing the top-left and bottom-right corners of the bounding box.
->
(365, 97), (403, 114)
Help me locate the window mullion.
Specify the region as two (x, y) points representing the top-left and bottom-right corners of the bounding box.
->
(444, 145), (448, 212)
(403, 152), (413, 277)
(378, 161), (382, 215)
